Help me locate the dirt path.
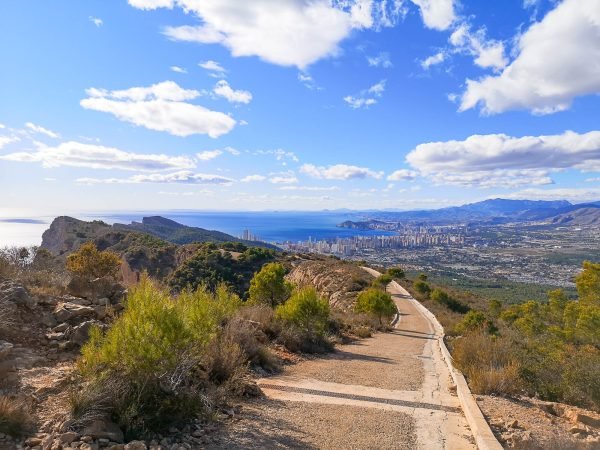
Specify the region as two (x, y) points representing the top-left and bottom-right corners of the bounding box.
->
(214, 270), (475, 449)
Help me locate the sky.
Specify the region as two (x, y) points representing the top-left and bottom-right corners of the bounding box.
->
(0, 0), (599, 215)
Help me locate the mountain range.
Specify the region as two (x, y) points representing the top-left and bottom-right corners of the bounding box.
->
(341, 199), (600, 227)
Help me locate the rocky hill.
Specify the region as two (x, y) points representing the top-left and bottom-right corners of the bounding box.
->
(286, 259), (374, 310)
(548, 206), (600, 226)
(41, 216), (274, 257)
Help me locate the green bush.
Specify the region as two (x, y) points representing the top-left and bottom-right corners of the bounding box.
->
(66, 242), (121, 280)
(413, 280), (431, 297)
(275, 287), (331, 353)
(386, 267), (405, 279)
(248, 262), (292, 307)
(76, 276), (242, 437)
(372, 274), (393, 289)
(355, 288), (397, 325)
(0, 396), (30, 437)
(431, 288), (470, 313)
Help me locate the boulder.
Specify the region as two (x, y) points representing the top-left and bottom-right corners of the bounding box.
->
(0, 341), (13, 360)
(124, 441), (147, 450)
(67, 276), (123, 301)
(565, 410), (600, 429)
(53, 302), (95, 323)
(70, 320), (102, 346)
(0, 281), (36, 308)
(82, 420), (124, 443)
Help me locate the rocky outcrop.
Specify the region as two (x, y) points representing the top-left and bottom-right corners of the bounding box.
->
(67, 276), (125, 302)
(0, 280), (36, 308)
(286, 259), (374, 310)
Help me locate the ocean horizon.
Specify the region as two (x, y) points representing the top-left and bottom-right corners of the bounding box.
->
(0, 211), (394, 248)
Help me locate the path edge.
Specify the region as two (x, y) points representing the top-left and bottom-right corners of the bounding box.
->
(390, 281), (503, 450)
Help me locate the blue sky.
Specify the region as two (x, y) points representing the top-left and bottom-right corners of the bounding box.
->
(0, 0), (599, 215)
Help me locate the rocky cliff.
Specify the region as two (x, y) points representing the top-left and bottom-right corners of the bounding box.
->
(286, 259), (374, 310)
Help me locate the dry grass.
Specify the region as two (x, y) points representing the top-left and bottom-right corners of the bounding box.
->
(0, 396), (31, 437)
(451, 331), (522, 395)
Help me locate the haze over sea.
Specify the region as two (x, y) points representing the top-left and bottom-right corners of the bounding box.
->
(0, 211), (392, 248)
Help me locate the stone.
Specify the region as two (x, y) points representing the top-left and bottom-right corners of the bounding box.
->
(53, 323), (70, 333)
(567, 411), (600, 429)
(67, 276), (122, 301)
(25, 437), (43, 446)
(82, 420), (124, 443)
(0, 281), (36, 308)
(71, 320), (102, 346)
(59, 432), (79, 445)
(41, 313), (58, 328)
(569, 425), (589, 435)
(507, 419), (519, 429)
(53, 302), (95, 323)
(94, 306), (107, 320)
(124, 441), (147, 450)
(0, 340), (14, 360)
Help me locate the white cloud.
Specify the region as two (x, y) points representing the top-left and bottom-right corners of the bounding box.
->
(196, 149), (222, 161)
(504, 188), (600, 202)
(269, 171), (299, 184)
(132, 0), (400, 69)
(0, 135), (20, 149)
(367, 52), (393, 68)
(25, 122), (60, 139)
(80, 81), (236, 138)
(344, 79), (386, 109)
(449, 25), (507, 71)
(0, 123), (5, 129)
(255, 149), (299, 163)
(199, 60), (227, 75)
(460, 0), (600, 114)
(301, 163), (383, 180)
(406, 130), (600, 187)
(0, 141), (195, 172)
(410, 0), (456, 31)
(387, 169), (418, 181)
(586, 177), (600, 183)
(298, 72), (320, 90)
(77, 170), (233, 185)
(212, 80), (252, 104)
(279, 185), (340, 191)
(241, 174), (267, 182)
(89, 16), (103, 27)
(170, 65), (187, 73)
(223, 146), (241, 156)
(421, 51), (446, 69)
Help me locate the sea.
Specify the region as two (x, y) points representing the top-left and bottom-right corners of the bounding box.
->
(0, 211), (393, 248)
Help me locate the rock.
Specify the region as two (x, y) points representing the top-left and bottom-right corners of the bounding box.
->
(70, 320), (102, 346)
(94, 306), (107, 320)
(124, 441), (147, 450)
(0, 281), (36, 308)
(0, 341), (14, 360)
(41, 313), (58, 328)
(567, 411), (600, 429)
(507, 419), (519, 429)
(67, 276), (123, 301)
(53, 302), (95, 323)
(59, 432), (79, 445)
(25, 437), (43, 446)
(82, 420), (124, 443)
(53, 323), (70, 333)
(569, 425), (589, 435)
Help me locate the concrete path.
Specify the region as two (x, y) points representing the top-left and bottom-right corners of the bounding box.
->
(256, 269), (476, 449)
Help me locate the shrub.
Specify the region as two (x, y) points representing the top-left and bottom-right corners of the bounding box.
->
(355, 288), (396, 325)
(372, 274), (393, 289)
(454, 310), (496, 335)
(431, 288), (470, 313)
(275, 287), (331, 353)
(386, 267), (405, 279)
(451, 331), (521, 395)
(75, 276), (242, 437)
(66, 242), (121, 280)
(0, 396), (30, 437)
(248, 262), (292, 307)
(575, 261), (600, 306)
(413, 280), (431, 297)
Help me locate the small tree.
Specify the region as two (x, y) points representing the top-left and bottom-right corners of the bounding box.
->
(275, 287), (330, 336)
(413, 280), (431, 297)
(417, 273), (428, 282)
(248, 262), (292, 307)
(386, 267), (405, 279)
(372, 274), (392, 289)
(355, 288), (397, 325)
(66, 242), (121, 280)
